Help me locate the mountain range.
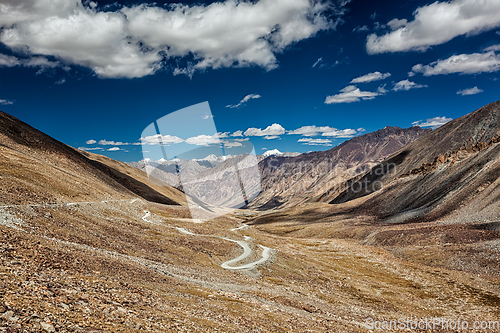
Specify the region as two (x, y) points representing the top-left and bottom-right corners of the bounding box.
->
(1, 103), (500, 331)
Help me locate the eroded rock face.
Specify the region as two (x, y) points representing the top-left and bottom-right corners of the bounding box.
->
(331, 100), (500, 225)
(248, 126), (430, 210)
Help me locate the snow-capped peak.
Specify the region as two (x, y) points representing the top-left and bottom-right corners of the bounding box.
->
(263, 149), (283, 157)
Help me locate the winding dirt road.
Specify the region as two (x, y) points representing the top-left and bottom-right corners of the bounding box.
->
(142, 210), (272, 270)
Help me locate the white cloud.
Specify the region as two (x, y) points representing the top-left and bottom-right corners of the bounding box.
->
(353, 25), (369, 33)
(484, 44), (500, 52)
(412, 116), (452, 129)
(0, 0), (344, 78)
(321, 129), (357, 138)
(312, 57), (323, 68)
(377, 84), (388, 93)
(98, 139), (128, 146)
(457, 86), (484, 96)
(140, 134), (184, 145)
(350, 71), (391, 83)
(357, 127), (366, 132)
(264, 135), (280, 140)
(287, 125), (336, 136)
(373, 22), (386, 30)
(0, 99), (13, 105)
(185, 134), (220, 146)
(387, 18), (407, 30)
(78, 147), (104, 151)
(244, 123), (285, 137)
(85, 139), (97, 144)
(222, 141), (243, 148)
(411, 51), (500, 76)
(298, 138), (332, 145)
(325, 85), (381, 104)
(226, 94), (261, 109)
(234, 138), (249, 142)
(0, 54), (63, 73)
(393, 79), (427, 91)
(366, 0), (500, 54)
(107, 147), (121, 151)
(55, 77), (66, 84)
(231, 130), (243, 137)
(0, 54), (19, 67)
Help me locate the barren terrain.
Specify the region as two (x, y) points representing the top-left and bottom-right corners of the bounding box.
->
(2, 106), (500, 332)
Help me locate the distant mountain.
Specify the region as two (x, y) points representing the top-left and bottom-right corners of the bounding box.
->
(247, 126), (430, 210)
(330, 100), (500, 224)
(127, 151), (301, 189)
(127, 155), (231, 188)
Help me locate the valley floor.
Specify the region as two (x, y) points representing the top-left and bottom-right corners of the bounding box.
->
(1, 199), (499, 332)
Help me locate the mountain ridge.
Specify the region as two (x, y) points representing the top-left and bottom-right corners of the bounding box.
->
(248, 125), (430, 209)
(0, 110), (183, 206)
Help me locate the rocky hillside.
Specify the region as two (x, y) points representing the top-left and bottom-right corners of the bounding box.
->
(330, 100), (500, 224)
(0, 110), (184, 206)
(248, 126), (430, 209)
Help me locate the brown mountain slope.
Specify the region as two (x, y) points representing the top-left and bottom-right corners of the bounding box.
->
(0, 110), (182, 206)
(328, 100), (500, 224)
(248, 126), (430, 209)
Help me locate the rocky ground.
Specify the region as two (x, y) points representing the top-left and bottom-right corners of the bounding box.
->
(1, 199), (500, 332)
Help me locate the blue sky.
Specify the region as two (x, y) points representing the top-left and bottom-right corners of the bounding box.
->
(0, 0), (499, 162)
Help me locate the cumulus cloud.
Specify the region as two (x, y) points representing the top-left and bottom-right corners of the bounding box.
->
(226, 94), (261, 109)
(0, 54), (63, 73)
(0, 0), (344, 78)
(321, 128), (357, 138)
(98, 139), (129, 146)
(107, 147), (121, 151)
(287, 125), (336, 136)
(393, 79), (427, 91)
(457, 86), (483, 95)
(350, 71), (391, 83)
(85, 139), (97, 144)
(412, 116), (452, 129)
(185, 134), (220, 146)
(366, 0), (500, 54)
(231, 130), (243, 137)
(0, 99), (14, 105)
(386, 18), (407, 30)
(411, 51), (500, 76)
(244, 123), (286, 137)
(325, 85), (381, 104)
(484, 44), (500, 52)
(298, 138), (332, 145)
(140, 134), (184, 145)
(263, 135), (280, 140)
